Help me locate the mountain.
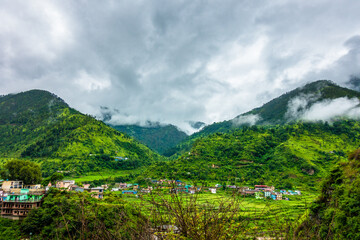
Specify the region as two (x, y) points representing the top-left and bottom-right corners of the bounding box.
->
(144, 120), (360, 189)
(296, 148), (360, 239)
(236, 80), (360, 125)
(168, 80), (360, 157)
(110, 123), (188, 155)
(0, 90), (162, 176)
(346, 75), (360, 92)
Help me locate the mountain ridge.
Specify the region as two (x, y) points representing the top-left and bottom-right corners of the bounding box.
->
(166, 80), (360, 157)
(0, 90), (163, 176)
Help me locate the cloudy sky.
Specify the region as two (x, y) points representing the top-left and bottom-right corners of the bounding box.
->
(1, 0), (360, 132)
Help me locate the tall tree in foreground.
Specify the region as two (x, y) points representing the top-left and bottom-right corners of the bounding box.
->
(0, 159), (41, 184)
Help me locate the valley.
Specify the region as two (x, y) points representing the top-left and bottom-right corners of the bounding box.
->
(0, 80), (359, 239)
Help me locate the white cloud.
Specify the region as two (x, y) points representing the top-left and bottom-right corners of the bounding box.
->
(301, 97), (360, 121)
(1, 0), (360, 131)
(285, 93), (320, 120)
(232, 114), (261, 126)
(74, 70), (111, 92)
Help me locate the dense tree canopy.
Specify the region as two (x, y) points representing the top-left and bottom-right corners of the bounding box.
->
(1, 159), (42, 184)
(296, 148), (360, 239)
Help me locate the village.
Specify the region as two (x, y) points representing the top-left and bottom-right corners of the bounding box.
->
(0, 177), (301, 220)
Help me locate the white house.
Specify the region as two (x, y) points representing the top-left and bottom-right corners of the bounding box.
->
(209, 188), (217, 194)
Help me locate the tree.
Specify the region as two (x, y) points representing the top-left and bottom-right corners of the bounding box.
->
(1, 159), (41, 185)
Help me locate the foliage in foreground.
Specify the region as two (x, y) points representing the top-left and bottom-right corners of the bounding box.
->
(0, 188), (305, 240)
(295, 148), (360, 239)
(0, 159), (41, 184)
(20, 189), (150, 239)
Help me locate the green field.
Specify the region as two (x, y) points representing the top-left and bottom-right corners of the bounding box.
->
(66, 168), (144, 182)
(116, 189), (318, 237)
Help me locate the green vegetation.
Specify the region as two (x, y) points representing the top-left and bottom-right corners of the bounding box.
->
(242, 80), (360, 125)
(296, 148), (360, 239)
(167, 80), (360, 157)
(111, 123), (188, 155)
(0, 159), (41, 184)
(145, 120), (360, 190)
(20, 189), (149, 239)
(0, 187), (316, 239)
(0, 218), (21, 240)
(0, 90), (163, 177)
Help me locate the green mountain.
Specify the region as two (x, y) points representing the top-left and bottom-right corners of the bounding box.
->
(296, 148), (360, 239)
(110, 123), (188, 155)
(145, 120), (360, 189)
(167, 80), (360, 157)
(0, 90), (162, 176)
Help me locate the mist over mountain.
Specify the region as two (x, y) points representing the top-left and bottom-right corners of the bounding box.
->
(346, 75), (360, 92)
(233, 80), (360, 125)
(200, 80), (360, 135)
(0, 90), (162, 175)
(166, 80), (360, 157)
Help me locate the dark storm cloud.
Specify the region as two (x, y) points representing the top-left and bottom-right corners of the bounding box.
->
(1, 0), (360, 133)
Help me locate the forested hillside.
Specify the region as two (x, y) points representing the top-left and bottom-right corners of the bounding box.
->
(296, 148), (360, 239)
(0, 90), (162, 176)
(167, 80), (360, 157)
(111, 123), (188, 154)
(145, 120), (360, 189)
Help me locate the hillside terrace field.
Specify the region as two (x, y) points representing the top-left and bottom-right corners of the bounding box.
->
(116, 189), (318, 237)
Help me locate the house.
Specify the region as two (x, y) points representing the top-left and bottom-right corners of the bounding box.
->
(83, 184), (91, 189)
(270, 192), (283, 200)
(270, 194), (275, 200)
(294, 190), (301, 195)
(238, 186), (250, 192)
(90, 187), (104, 199)
(215, 184), (222, 188)
(188, 187), (196, 194)
(0, 191), (7, 202)
(254, 185), (275, 191)
(209, 188), (217, 194)
(140, 187), (152, 194)
(56, 180), (75, 189)
(114, 183), (127, 189)
(1, 181), (23, 192)
(264, 190), (272, 198)
(171, 187), (187, 194)
(241, 189), (258, 196)
(133, 184), (139, 190)
(1, 182), (45, 220)
(122, 190), (137, 195)
(111, 188), (119, 192)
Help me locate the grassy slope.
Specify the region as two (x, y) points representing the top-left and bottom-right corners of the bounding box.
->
(144, 120), (360, 190)
(0, 90), (163, 177)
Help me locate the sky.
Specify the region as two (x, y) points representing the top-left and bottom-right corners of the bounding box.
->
(1, 0), (360, 133)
